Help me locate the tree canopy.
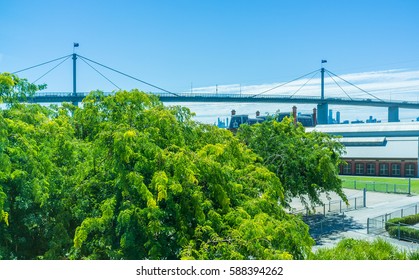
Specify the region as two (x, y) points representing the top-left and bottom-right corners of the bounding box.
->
(0, 74), (315, 259)
(0, 72), (46, 104)
(236, 117), (347, 209)
(1, 73), (415, 261)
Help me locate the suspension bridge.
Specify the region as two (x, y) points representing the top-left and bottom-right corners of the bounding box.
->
(9, 51), (419, 124)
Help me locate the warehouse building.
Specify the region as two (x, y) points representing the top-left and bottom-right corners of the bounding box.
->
(307, 122), (419, 178)
(228, 106), (317, 130)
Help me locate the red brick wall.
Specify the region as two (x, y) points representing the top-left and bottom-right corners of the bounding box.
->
(339, 158), (417, 177)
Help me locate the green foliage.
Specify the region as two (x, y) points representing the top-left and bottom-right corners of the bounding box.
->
(3, 74), (419, 261)
(0, 101), (84, 259)
(386, 214), (419, 229)
(385, 214), (419, 242)
(408, 250), (419, 260)
(387, 226), (419, 242)
(0, 72), (46, 105)
(0, 80), (314, 260)
(309, 238), (413, 260)
(236, 116), (347, 209)
(68, 90), (314, 260)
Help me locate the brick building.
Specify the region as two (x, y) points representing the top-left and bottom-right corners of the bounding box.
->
(307, 122), (419, 178)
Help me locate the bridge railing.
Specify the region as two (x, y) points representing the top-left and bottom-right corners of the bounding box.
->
(32, 91), (324, 100)
(153, 92), (320, 99)
(30, 91), (419, 106)
(32, 92), (88, 97)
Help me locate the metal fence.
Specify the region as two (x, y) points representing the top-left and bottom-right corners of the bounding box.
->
(383, 221), (419, 243)
(291, 192), (366, 216)
(342, 179), (411, 195)
(367, 203), (419, 238)
(290, 192), (366, 239)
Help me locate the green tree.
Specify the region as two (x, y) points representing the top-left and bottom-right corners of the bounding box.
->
(0, 76), (315, 260)
(0, 102), (86, 259)
(0, 72), (46, 105)
(69, 90), (314, 260)
(236, 116), (347, 209)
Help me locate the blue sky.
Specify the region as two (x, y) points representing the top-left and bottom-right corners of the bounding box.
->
(1, 0), (419, 123)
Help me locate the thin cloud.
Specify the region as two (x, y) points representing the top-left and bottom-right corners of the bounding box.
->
(189, 69), (419, 102)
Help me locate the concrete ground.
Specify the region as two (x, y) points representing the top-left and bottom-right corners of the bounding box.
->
(290, 189), (419, 252)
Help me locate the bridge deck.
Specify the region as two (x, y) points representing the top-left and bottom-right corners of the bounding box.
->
(26, 92), (419, 109)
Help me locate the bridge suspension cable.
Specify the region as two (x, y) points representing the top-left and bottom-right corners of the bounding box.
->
(325, 71), (353, 101)
(32, 55), (72, 84)
(325, 69), (384, 102)
(11, 52), (393, 104)
(77, 54), (179, 97)
(289, 70), (319, 98)
(251, 69), (320, 97)
(12, 54), (72, 75)
(10, 53), (178, 97)
(78, 56), (121, 90)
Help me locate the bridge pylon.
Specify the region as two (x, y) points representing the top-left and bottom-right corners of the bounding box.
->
(321, 67), (325, 100)
(388, 106), (400, 122)
(72, 53), (78, 106)
(317, 63), (328, 124)
(317, 102), (329, 124)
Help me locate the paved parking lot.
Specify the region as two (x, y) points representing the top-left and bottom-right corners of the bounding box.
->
(290, 189), (419, 252)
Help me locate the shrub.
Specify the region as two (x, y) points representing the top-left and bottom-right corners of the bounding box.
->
(309, 238), (410, 260)
(386, 214), (419, 242)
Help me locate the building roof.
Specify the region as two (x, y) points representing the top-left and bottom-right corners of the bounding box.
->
(306, 123), (419, 160)
(307, 122), (419, 137)
(339, 137), (386, 146)
(342, 137), (418, 159)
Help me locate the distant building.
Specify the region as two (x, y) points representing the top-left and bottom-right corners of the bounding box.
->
(366, 116), (380, 123)
(307, 122), (419, 177)
(217, 117), (229, 128)
(228, 106), (317, 131)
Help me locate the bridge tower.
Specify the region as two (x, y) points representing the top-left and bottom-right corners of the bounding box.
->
(388, 106), (400, 122)
(72, 53), (78, 106)
(316, 66), (329, 124)
(72, 42), (80, 106)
